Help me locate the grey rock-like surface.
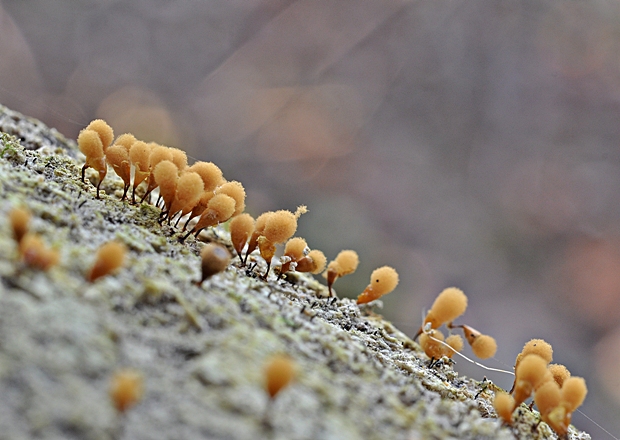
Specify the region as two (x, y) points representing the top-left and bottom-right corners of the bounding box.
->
(0, 104), (77, 156)
(0, 104), (591, 440)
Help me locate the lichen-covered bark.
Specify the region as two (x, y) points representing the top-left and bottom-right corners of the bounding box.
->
(0, 104), (591, 440)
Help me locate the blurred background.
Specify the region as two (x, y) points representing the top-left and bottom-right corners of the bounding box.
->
(2, 0), (620, 436)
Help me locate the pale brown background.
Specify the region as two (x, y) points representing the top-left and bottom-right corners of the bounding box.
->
(1, 0), (619, 436)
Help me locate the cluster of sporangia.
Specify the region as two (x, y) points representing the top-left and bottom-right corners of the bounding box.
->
(414, 288), (588, 436)
(493, 339), (587, 436)
(414, 287), (497, 363)
(77, 118), (400, 300)
(5, 119), (589, 433)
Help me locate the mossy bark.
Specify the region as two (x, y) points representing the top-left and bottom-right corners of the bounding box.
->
(0, 103), (591, 440)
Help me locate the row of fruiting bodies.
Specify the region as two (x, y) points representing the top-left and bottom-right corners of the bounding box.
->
(78, 119), (400, 303)
(8, 200), (395, 305)
(229, 216), (399, 302)
(78, 119), (245, 241)
(413, 287), (587, 437)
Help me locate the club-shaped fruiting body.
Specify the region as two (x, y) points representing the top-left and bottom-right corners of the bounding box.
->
(229, 213), (255, 263)
(215, 181), (246, 217)
(278, 238), (326, 277)
(471, 335), (497, 359)
(510, 338), (553, 393)
(197, 243), (231, 285)
(419, 329), (446, 359)
(86, 119), (114, 150)
(129, 141), (152, 203)
(459, 324), (497, 359)
(19, 234), (60, 270)
(512, 353), (548, 410)
(547, 363), (570, 388)
(419, 330), (463, 361)
(535, 381), (562, 423)
(294, 249), (327, 275)
(168, 171), (204, 222)
(264, 355), (296, 399)
(280, 237), (308, 274)
(88, 241), (126, 282)
(356, 266), (399, 304)
(110, 369), (144, 413)
(187, 161), (225, 192)
(535, 376), (587, 436)
(190, 194), (236, 237)
(445, 334), (464, 356)
(78, 120), (114, 198)
(108, 133), (137, 200)
(78, 129), (104, 162)
(177, 162), (227, 228)
(105, 145), (131, 200)
(113, 133), (137, 150)
(169, 148), (187, 171)
(414, 287), (469, 341)
(141, 144), (174, 202)
(245, 212), (272, 259)
(9, 207), (30, 244)
(263, 208), (304, 244)
(494, 391), (515, 424)
(186, 191), (215, 226)
(324, 250), (359, 296)
(153, 160), (179, 213)
(189, 184), (244, 234)
(515, 339), (553, 370)
(424, 287), (468, 329)
(257, 236), (277, 276)
(78, 129), (107, 198)
(243, 206), (307, 277)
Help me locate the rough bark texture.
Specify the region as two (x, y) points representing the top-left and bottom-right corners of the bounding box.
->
(0, 103), (591, 440)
